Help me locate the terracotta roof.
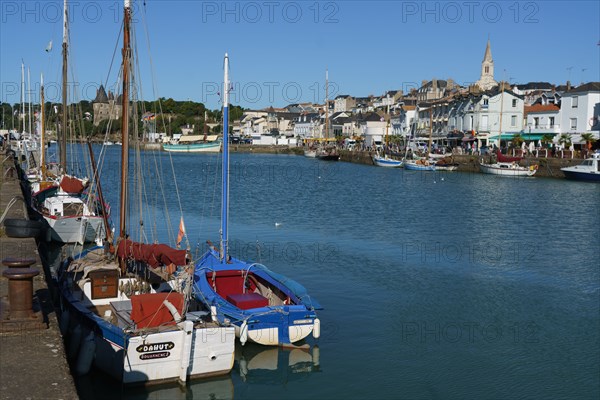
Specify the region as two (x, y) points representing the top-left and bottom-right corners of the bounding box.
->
(525, 104), (560, 113)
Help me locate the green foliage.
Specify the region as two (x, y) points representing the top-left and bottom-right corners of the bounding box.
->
(511, 133), (524, 148)
(558, 134), (572, 148)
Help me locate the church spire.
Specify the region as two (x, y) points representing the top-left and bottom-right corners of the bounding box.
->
(483, 39), (493, 62)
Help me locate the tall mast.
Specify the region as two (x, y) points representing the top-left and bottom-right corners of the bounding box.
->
(119, 0), (132, 240)
(21, 61), (24, 134)
(325, 69), (329, 139)
(40, 74), (46, 178)
(60, 0), (68, 171)
(27, 67), (32, 135)
(220, 53), (230, 263)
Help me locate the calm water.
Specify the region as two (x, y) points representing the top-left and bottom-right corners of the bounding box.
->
(77, 145), (599, 399)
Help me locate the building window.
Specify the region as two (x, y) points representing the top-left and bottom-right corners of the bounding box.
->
(570, 118), (577, 130)
(512, 99), (517, 107)
(549, 116), (555, 127)
(483, 98), (489, 107)
(572, 96), (578, 108)
(485, 66), (489, 74)
(511, 115), (517, 127)
(533, 117), (539, 128)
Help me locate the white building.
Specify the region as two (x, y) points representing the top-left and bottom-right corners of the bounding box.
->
(559, 82), (600, 142)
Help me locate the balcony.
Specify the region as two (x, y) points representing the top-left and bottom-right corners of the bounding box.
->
(527, 124), (561, 134)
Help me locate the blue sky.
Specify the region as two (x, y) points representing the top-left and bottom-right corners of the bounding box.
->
(1, 0), (599, 110)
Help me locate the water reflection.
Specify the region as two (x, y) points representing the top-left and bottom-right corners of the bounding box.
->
(235, 343), (321, 384)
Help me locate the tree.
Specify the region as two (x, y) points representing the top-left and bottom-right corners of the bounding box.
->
(541, 133), (554, 148)
(558, 133), (572, 148)
(580, 133), (597, 151)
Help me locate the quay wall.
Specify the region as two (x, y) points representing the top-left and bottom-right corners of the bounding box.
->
(0, 154), (78, 399)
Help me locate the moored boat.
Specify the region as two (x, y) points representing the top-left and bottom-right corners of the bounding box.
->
(194, 54), (322, 347)
(479, 161), (538, 176)
(57, 0), (235, 385)
(561, 152), (600, 182)
(404, 159), (436, 171)
(372, 154), (403, 167)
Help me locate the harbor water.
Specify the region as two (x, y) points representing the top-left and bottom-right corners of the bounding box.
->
(74, 146), (599, 399)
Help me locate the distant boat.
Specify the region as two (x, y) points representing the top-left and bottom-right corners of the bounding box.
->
(163, 141), (221, 153)
(163, 134), (221, 153)
(372, 154), (403, 168)
(304, 148), (317, 158)
(561, 151), (600, 182)
(404, 159), (436, 171)
(479, 161), (538, 176)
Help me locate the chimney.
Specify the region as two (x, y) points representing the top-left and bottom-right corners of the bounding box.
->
(421, 80), (427, 88)
(447, 78), (454, 90)
(432, 78), (438, 90)
(566, 81), (571, 91)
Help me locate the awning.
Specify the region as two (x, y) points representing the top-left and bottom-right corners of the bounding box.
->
(488, 133), (552, 141)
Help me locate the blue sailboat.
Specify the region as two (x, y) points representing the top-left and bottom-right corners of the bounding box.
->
(193, 54), (322, 346)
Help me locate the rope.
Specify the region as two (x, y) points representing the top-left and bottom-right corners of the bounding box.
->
(0, 196), (28, 224)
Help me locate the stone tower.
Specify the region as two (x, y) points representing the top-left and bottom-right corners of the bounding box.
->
(476, 39), (498, 91)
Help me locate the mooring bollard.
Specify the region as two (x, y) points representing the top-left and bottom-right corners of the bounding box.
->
(2, 268), (40, 319)
(2, 258), (37, 269)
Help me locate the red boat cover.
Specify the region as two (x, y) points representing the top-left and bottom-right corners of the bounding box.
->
(117, 239), (187, 269)
(59, 175), (85, 194)
(496, 150), (522, 163)
(130, 292), (184, 328)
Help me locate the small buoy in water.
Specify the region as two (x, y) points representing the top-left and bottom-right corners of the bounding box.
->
(441, 177), (445, 181)
(275, 222), (282, 228)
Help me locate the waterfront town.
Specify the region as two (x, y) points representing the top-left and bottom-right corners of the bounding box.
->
(80, 41), (599, 157)
(1, 0), (599, 397)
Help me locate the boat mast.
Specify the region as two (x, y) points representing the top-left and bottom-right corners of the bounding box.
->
(27, 67), (32, 136)
(220, 53), (230, 263)
(60, 0), (68, 172)
(325, 69), (329, 140)
(20, 61), (24, 134)
(498, 81), (504, 149)
(40, 74), (46, 178)
(428, 107), (433, 156)
(119, 0), (131, 240)
(87, 140), (112, 249)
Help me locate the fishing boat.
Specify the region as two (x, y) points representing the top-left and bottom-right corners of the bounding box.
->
(57, 0), (234, 385)
(303, 148), (317, 158)
(560, 151), (600, 182)
(194, 54), (322, 347)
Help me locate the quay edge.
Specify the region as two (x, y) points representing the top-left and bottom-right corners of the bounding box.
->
(1, 153), (78, 400)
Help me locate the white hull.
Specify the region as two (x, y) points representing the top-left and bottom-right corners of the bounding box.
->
(304, 150), (317, 158)
(372, 155), (403, 168)
(45, 215), (105, 244)
(163, 143), (221, 153)
(93, 325), (235, 384)
(233, 324), (315, 346)
(479, 162), (537, 176)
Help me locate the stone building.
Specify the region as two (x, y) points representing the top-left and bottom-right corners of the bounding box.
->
(92, 85), (122, 126)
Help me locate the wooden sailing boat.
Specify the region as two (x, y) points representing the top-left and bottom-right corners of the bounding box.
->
(193, 54), (322, 346)
(31, 0), (105, 244)
(56, 0), (234, 384)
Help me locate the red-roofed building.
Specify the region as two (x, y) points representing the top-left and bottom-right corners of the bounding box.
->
(525, 104), (561, 137)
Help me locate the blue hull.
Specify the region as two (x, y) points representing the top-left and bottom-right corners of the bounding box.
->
(562, 170), (600, 182)
(404, 162), (436, 171)
(194, 250), (321, 345)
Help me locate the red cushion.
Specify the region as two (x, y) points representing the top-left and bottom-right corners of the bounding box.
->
(226, 293), (268, 310)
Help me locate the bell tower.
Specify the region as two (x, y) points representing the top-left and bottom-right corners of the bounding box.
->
(476, 39), (498, 90)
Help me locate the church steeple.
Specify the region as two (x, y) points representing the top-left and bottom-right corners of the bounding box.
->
(476, 39), (497, 91)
